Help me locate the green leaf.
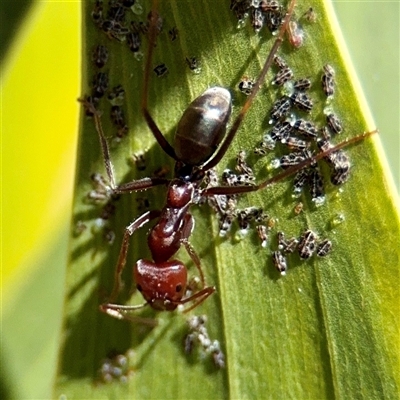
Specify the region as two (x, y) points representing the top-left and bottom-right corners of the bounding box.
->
(55, 1), (399, 398)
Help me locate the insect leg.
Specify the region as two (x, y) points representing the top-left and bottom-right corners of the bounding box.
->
(107, 209), (161, 302)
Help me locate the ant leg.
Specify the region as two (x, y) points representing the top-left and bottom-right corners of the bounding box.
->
(114, 177), (170, 194)
(202, 0), (297, 171)
(79, 97), (117, 188)
(180, 214), (206, 287)
(107, 209), (161, 302)
(140, 1), (178, 161)
(80, 97), (171, 193)
(100, 303), (158, 326)
(179, 214), (216, 312)
(203, 130), (378, 197)
(180, 286), (216, 314)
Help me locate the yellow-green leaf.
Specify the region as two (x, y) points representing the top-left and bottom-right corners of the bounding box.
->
(54, 1), (399, 399)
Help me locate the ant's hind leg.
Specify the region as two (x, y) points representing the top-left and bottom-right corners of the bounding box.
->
(180, 214), (206, 286)
(107, 209), (161, 302)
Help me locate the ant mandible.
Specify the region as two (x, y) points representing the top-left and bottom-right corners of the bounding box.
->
(84, 0), (375, 320)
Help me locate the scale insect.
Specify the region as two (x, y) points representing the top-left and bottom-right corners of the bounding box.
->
(82, 0), (376, 321)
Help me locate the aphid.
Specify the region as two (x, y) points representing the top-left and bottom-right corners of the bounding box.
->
(110, 105), (129, 137)
(293, 78), (311, 91)
(285, 136), (308, 150)
(185, 57), (201, 74)
(92, 72), (109, 98)
(292, 168), (309, 195)
(298, 229), (318, 259)
(230, 0), (251, 23)
(74, 220), (87, 236)
(136, 197), (150, 211)
(290, 91), (313, 112)
(107, 3), (127, 23)
(131, 20), (148, 35)
(254, 135), (275, 155)
(238, 77), (255, 96)
(277, 231), (298, 253)
(316, 239), (332, 257)
(269, 95), (292, 122)
(264, 7), (284, 33)
(236, 150), (254, 176)
(273, 54), (288, 69)
(257, 225), (269, 247)
(272, 250), (288, 275)
(326, 112), (343, 134)
(293, 118), (318, 138)
(168, 26), (179, 41)
(218, 211), (235, 237)
(91, 0), (104, 25)
(126, 32), (141, 53)
(260, 0), (281, 12)
(272, 66), (294, 86)
(287, 20), (305, 48)
(330, 152), (351, 185)
(81, 0), (376, 320)
(293, 201), (303, 215)
(277, 149), (312, 169)
(251, 7), (264, 33)
(308, 166), (325, 205)
(237, 207), (264, 233)
(92, 44), (109, 68)
(101, 202), (116, 220)
(101, 19), (129, 41)
(303, 7), (317, 23)
(131, 152), (146, 171)
(270, 120), (292, 142)
(107, 85), (125, 105)
(317, 139), (351, 185)
(104, 228), (116, 245)
(322, 64), (335, 97)
(153, 63), (168, 77)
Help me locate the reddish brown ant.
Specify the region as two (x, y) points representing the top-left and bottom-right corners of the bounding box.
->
(82, 0), (377, 320)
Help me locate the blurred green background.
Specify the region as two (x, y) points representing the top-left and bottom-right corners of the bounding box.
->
(1, 1), (398, 399)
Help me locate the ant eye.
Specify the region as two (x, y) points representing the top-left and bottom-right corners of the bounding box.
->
(175, 284), (182, 293)
(136, 284), (143, 292)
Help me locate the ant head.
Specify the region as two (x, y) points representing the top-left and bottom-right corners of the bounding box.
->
(134, 259), (187, 311)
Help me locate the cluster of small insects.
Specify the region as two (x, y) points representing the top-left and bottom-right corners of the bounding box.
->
(231, 0), (285, 33)
(253, 54), (351, 208)
(92, 0), (145, 57)
(97, 348), (135, 384)
(184, 315), (225, 369)
(230, 0), (312, 49)
(272, 229), (332, 275)
(204, 153), (275, 239)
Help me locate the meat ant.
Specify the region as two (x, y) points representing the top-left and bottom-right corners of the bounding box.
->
(82, 0), (377, 320)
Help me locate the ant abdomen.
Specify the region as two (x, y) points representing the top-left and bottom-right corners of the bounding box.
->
(175, 87), (232, 165)
(134, 259), (187, 311)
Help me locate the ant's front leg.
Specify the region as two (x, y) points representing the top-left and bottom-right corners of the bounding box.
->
(107, 209), (161, 303)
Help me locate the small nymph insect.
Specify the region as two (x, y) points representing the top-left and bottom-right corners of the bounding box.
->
(83, 0), (376, 320)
